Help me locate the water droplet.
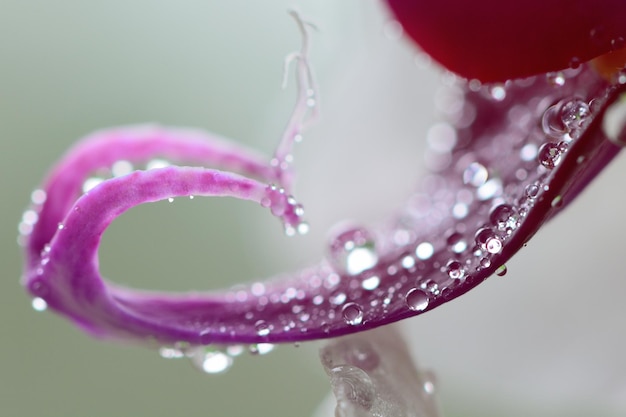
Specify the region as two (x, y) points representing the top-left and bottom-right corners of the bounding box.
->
(342, 303), (363, 326)
(146, 159), (170, 170)
(546, 72), (565, 87)
(537, 142), (562, 169)
(159, 346), (185, 359)
(415, 242), (434, 260)
(82, 177), (103, 193)
(525, 183), (540, 199)
(488, 84), (506, 101)
(476, 178), (503, 201)
(406, 288), (429, 312)
(361, 275), (380, 291)
(401, 255), (415, 269)
(496, 265), (508, 276)
(329, 365), (375, 410)
(328, 225), (378, 275)
(560, 98), (590, 131)
(31, 297), (47, 312)
(445, 260), (465, 279)
(167, 197), (174, 203)
(330, 292), (347, 305)
(111, 160), (133, 177)
(31, 189), (47, 205)
(551, 195), (563, 208)
(446, 232), (467, 254)
(490, 204), (519, 232)
(250, 343), (275, 355)
(475, 228), (501, 254)
(463, 162), (488, 186)
(255, 320), (270, 337)
(190, 348), (233, 374)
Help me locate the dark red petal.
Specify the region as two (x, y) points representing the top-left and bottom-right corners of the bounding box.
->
(386, 0), (626, 82)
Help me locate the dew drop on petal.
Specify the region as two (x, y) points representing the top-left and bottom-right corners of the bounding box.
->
(255, 320), (271, 337)
(496, 265), (508, 276)
(342, 302), (364, 326)
(446, 260), (465, 279)
(415, 242), (434, 260)
(546, 71), (565, 87)
(560, 98), (591, 131)
(537, 142), (562, 169)
(327, 225), (378, 275)
(361, 275), (380, 291)
(462, 162), (488, 186)
(405, 288), (429, 312)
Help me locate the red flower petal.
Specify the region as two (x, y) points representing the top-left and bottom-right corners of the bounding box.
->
(386, 0), (626, 82)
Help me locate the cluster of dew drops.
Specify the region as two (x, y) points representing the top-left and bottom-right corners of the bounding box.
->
(305, 61), (612, 340)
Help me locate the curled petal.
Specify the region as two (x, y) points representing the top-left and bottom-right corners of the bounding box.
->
(385, 0), (626, 81)
(22, 66), (626, 346)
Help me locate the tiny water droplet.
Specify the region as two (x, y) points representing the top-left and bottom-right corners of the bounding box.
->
(488, 84), (506, 101)
(111, 160), (133, 177)
(415, 242), (434, 260)
(31, 297), (47, 312)
(361, 275), (380, 291)
(191, 349), (233, 374)
(342, 302), (363, 326)
(406, 288), (429, 312)
(82, 177), (103, 193)
(551, 195), (563, 208)
(525, 183), (540, 198)
(446, 260), (465, 279)
(496, 265), (508, 276)
(446, 232), (467, 254)
(463, 162), (488, 186)
(546, 72), (565, 87)
(167, 197), (174, 203)
(255, 320), (271, 337)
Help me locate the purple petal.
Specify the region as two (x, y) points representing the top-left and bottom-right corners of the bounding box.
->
(22, 66), (626, 346)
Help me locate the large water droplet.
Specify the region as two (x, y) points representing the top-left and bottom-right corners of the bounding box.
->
(406, 288), (429, 312)
(342, 302), (364, 326)
(560, 98), (590, 131)
(490, 204), (519, 233)
(328, 225), (378, 275)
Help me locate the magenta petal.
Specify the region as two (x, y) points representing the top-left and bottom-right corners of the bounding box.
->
(22, 67), (626, 346)
(386, 0), (626, 82)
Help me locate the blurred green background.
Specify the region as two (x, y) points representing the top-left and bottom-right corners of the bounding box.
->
(4, 2), (626, 417)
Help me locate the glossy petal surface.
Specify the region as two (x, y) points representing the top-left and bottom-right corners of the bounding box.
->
(386, 0), (626, 81)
